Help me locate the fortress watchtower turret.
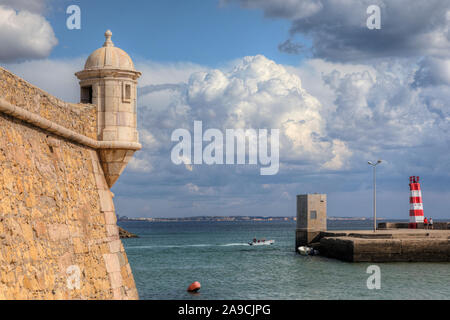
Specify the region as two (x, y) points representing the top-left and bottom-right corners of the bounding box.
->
(75, 30), (142, 187)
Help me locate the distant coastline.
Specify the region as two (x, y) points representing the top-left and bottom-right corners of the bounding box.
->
(118, 216), (388, 223)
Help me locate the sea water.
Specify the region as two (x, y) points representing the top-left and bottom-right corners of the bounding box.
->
(119, 220), (450, 300)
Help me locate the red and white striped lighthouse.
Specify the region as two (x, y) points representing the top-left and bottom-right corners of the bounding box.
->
(409, 176), (424, 229)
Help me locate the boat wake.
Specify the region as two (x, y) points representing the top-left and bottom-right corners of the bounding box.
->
(220, 243), (250, 247)
(125, 243), (250, 250)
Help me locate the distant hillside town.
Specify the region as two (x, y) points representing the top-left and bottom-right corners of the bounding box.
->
(117, 216), (386, 222)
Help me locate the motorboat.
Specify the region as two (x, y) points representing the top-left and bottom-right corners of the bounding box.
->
(298, 246), (319, 256)
(298, 246), (312, 255)
(248, 239), (275, 246)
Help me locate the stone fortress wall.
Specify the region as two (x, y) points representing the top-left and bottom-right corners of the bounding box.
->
(0, 67), (138, 299)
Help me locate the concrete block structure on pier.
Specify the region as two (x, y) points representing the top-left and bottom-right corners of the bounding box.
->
(295, 194), (327, 248)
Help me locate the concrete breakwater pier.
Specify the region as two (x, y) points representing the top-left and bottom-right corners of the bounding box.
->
(315, 229), (450, 262)
(295, 194), (450, 262)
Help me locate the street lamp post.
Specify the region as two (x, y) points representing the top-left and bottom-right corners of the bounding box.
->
(368, 160), (382, 232)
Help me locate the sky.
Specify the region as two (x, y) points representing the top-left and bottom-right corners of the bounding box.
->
(1, 0), (450, 219)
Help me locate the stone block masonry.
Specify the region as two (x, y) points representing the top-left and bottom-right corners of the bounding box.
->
(0, 66), (139, 299)
(0, 67), (97, 140)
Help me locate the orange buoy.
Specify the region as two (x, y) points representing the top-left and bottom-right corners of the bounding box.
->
(187, 281), (201, 293)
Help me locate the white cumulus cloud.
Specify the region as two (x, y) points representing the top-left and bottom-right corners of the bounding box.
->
(138, 55), (351, 173)
(0, 5), (57, 62)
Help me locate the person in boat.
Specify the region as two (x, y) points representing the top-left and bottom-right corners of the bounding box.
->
(424, 217), (428, 229)
(429, 217), (433, 230)
(253, 238), (256, 243)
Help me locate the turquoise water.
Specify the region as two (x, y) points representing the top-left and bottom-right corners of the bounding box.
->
(119, 220), (450, 300)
